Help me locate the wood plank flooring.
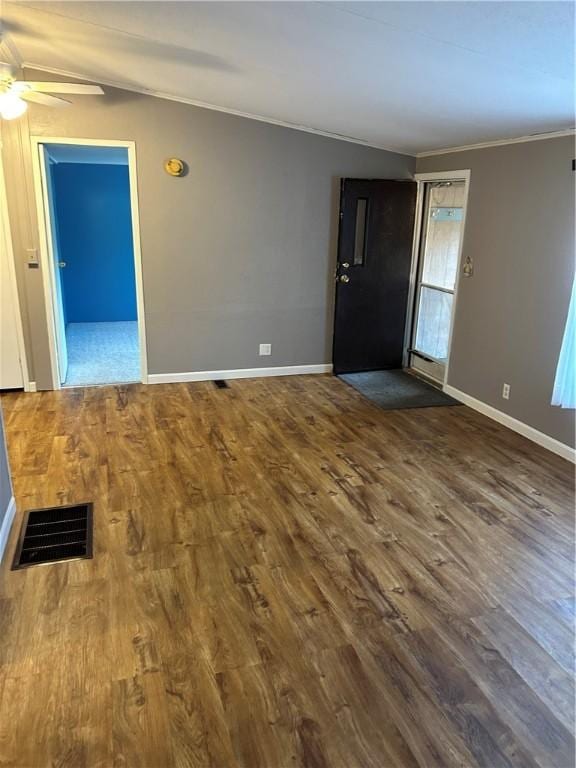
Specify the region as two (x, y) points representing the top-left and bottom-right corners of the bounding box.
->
(0, 375), (574, 768)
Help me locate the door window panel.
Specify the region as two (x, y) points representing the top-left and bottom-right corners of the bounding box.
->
(353, 198), (368, 265)
(415, 287), (453, 361)
(421, 208), (462, 289)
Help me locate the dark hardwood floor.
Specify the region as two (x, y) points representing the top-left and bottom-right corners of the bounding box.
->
(0, 375), (574, 768)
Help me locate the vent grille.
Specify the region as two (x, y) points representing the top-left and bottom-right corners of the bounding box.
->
(12, 503), (93, 570)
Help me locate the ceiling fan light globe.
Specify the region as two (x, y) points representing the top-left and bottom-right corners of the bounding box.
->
(0, 92), (27, 120)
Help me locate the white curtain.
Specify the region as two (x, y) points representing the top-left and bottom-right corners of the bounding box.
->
(552, 280), (575, 409)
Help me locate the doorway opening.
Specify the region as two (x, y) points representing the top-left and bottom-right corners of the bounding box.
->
(33, 139), (147, 388)
(407, 175), (469, 384)
(332, 172), (469, 411)
(405, 171), (470, 385)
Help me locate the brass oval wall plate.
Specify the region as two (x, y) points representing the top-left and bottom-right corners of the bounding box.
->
(164, 158), (185, 177)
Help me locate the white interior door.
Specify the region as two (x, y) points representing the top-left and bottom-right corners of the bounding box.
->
(38, 145), (68, 383)
(0, 160), (24, 389)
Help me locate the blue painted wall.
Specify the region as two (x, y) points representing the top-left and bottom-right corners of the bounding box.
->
(51, 163), (137, 323)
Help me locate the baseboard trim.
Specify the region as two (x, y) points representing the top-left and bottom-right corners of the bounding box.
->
(0, 496), (16, 565)
(147, 364), (333, 385)
(444, 385), (575, 463)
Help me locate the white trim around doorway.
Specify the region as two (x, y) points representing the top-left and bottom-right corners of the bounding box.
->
(0, 147), (31, 391)
(30, 136), (148, 389)
(404, 169), (471, 386)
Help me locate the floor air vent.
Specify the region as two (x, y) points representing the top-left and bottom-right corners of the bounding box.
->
(213, 380), (229, 389)
(12, 502), (93, 570)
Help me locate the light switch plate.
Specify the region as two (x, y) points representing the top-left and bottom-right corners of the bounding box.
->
(26, 248), (39, 265)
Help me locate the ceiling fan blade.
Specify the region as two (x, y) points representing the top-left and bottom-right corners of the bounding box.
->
(20, 91), (71, 107)
(15, 81), (104, 95)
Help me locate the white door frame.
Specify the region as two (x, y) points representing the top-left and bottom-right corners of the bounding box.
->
(403, 169), (471, 387)
(30, 136), (148, 389)
(0, 144), (31, 391)
(38, 146), (69, 383)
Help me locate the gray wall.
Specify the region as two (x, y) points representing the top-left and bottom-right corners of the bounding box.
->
(0, 405), (13, 529)
(4, 69), (414, 385)
(417, 136), (575, 448)
(6, 71), (571, 449)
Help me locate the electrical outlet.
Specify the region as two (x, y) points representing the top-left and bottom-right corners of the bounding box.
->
(502, 383), (510, 400)
(259, 343), (271, 356)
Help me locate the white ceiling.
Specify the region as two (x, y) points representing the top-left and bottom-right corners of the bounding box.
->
(3, 1), (575, 155)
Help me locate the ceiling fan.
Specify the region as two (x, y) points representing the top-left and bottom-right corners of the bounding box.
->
(0, 69), (104, 119)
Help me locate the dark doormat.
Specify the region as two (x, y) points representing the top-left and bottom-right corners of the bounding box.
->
(339, 369), (461, 410)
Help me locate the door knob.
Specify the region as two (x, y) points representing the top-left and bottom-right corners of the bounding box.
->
(58, 261), (67, 268)
(339, 274), (350, 283)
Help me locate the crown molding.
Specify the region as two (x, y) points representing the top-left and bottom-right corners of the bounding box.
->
(21, 63), (415, 158)
(417, 128), (576, 158)
(20, 64), (574, 160)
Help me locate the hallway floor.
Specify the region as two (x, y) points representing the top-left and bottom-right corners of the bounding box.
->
(64, 321), (139, 387)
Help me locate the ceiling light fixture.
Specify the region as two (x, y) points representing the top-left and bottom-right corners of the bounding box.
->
(0, 91), (28, 120)
(0, 67), (104, 117)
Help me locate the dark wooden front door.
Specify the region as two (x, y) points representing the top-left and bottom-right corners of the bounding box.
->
(333, 179), (417, 374)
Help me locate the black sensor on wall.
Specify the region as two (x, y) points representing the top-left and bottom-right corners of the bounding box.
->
(12, 502), (93, 569)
